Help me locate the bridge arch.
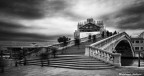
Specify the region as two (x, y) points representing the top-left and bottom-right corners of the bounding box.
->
(114, 38), (134, 57)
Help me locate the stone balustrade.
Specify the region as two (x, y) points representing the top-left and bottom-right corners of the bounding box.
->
(85, 45), (121, 67)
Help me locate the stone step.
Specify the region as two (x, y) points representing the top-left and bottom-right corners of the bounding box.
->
(27, 62), (109, 67)
(24, 57), (101, 63)
(49, 65), (115, 70)
(25, 60), (104, 65)
(50, 59), (101, 61)
(49, 63), (112, 67)
(49, 58), (96, 60)
(48, 63), (110, 66)
(26, 62), (114, 70)
(22, 60), (104, 64)
(21, 62), (107, 67)
(25, 56), (94, 61)
(51, 56), (88, 59)
(24, 58), (95, 61)
(22, 61), (111, 67)
(50, 57), (98, 60)
(23, 59), (104, 65)
(26, 63), (114, 70)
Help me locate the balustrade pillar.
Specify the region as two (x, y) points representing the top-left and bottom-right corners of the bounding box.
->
(85, 46), (90, 56)
(113, 53), (121, 67)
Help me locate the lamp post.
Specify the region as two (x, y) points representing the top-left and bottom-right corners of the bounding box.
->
(0, 47), (5, 58)
(138, 51), (140, 67)
(22, 47), (27, 66)
(138, 51), (142, 67)
(0, 50), (3, 58)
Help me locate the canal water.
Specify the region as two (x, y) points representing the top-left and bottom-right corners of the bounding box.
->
(121, 58), (144, 67)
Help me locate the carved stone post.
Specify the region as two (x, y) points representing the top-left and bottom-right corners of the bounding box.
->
(85, 46), (90, 56)
(113, 53), (121, 67)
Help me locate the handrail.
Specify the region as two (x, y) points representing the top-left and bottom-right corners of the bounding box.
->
(90, 32), (128, 48)
(50, 36), (88, 49)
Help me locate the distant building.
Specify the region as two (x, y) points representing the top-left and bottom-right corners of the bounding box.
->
(131, 38), (144, 51)
(131, 37), (144, 57)
(76, 18), (106, 38)
(77, 18), (105, 32)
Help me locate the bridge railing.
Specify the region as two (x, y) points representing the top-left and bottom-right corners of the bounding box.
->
(85, 46), (121, 67)
(90, 32), (128, 48)
(50, 36), (89, 49)
(85, 32), (130, 67)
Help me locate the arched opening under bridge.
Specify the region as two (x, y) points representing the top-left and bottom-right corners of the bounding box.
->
(115, 40), (134, 57)
(115, 40), (134, 66)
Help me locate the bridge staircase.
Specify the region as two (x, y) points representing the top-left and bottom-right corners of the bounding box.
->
(18, 34), (118, 69)
(19, 32), (134, 69)
(19, 55), (115, 70)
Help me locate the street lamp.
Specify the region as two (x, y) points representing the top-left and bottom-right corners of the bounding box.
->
(0, 47), (7, 58)
(0, 49), (3, 58)
(138, 50), (143, 67)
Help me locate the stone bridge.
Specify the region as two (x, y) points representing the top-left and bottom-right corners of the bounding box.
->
(85, 32), (134, 67)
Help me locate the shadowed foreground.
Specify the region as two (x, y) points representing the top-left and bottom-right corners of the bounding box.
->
(1, 66), (144, 76)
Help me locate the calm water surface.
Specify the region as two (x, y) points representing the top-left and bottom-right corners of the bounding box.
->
(121, 58), (144, 67)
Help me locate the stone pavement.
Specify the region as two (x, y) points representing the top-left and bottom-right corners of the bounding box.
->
(1, 65), (144, 76)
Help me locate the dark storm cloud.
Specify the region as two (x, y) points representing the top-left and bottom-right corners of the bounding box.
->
(121, 1), (144, 15)
(0, 21), (24, 29)
(102, 0), (144, 30)
(0, 0), (73, 19)
(0, 29), (54, 41)
(42, 0), (83, 21)
(117, 15), (142, 25)
(0, 21), (52, 41)
(48, 0), (67, 11)
(0, 0), (75, 41)
(0, 28), (70, 41)
(44, 0), (74, 17)
(0, 0), (44, 19)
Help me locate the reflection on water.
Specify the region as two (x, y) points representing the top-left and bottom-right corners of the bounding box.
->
(121, 58), (134, 66)
(121, 58), (144, 67)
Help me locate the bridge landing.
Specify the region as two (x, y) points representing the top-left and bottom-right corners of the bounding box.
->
(61, 37), (104, 55)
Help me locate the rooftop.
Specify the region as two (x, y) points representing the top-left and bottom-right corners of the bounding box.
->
(131, 38), (144, 40)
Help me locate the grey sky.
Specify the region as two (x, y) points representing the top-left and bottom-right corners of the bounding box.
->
(0, 0), (143, 41)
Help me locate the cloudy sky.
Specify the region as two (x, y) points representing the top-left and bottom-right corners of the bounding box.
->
(0, 0), (144, 41)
